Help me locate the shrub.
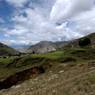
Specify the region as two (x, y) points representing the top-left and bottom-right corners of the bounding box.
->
(79, 37), (91, 47)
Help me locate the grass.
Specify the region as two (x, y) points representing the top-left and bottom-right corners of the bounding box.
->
(32, 51), (64, 59)
(0, 47), (18, 56)
(88, 73), (95, 84)
(0, 47), (95, 81)
(0, 57), (16, 67)
(0, 47), (95, 95)
(31, 48), (95, 63)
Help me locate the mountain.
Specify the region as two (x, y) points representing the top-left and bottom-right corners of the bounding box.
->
(23, 33), (95, 54)
(26, 33), (95, 54)
(26, 41), (68, 54)
(0, 42), (20, 56)
(27, 41), (56, 54)
(63, 33), (95, 49)
(15, 46), (30, 53)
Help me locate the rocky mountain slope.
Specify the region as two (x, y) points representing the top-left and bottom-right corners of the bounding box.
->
(0, 42), (19, 56)
(26, 41), (68, 54)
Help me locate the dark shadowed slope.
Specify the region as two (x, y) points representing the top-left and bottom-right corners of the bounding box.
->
(0, 42), (20, 56)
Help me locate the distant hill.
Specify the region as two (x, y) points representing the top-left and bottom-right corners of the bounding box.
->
(63, 33), (95, 49)
(0, 42), (20, 56)
(26, 33), (95, 54)
(26, 41), (68, 54)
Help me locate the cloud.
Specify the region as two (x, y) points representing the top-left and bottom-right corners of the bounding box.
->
(72, 7), (95, 34)
(6, 12), (82, 45)
(2, 0), (95, 46)
(6, 0), (29, 7)
(50, 0), (95, 23)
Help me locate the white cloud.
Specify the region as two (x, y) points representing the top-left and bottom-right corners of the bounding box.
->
(50, 0), (95, 23)
(3, 0), (95, 46)
(7, 13), (82, 45)
(6, 25), (28, 36)
(71, 8), (95, 35)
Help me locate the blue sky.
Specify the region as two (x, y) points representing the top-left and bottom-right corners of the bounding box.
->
(0, 1), (13, 19)
(0, 0), (95, 47)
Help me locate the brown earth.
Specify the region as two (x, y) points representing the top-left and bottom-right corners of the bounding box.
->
(0, 61), (95, 95)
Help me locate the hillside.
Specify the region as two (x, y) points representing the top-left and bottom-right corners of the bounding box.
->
(63, 33), (95, 49)
(0, 47), (95, 95)
(0, 33), (95, 95)
(26, 41), (68, 54)
(26, 33), (95, 54)
(0, 42), (20, 56)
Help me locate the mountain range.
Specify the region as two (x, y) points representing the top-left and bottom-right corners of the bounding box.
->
(26, 33), (95, 54)
(0, 33), (95, 55)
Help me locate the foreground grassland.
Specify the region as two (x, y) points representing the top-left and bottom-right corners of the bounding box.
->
(0, 47), (95, 95)
(0, 48), (95, 80)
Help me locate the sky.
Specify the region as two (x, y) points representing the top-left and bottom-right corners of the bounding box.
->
(0, 0), (95, 47)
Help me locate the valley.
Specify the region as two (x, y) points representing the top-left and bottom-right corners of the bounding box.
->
(0, 33), (95, 95)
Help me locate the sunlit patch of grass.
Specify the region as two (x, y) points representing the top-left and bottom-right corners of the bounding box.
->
(31, 51), (64, 60)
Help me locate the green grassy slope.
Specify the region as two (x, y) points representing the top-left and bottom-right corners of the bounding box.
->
(63, 33), (95, 49)
(0, 42), (19, 56)
(0, 47), (95, 80)
(0, 47), (95, 95)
